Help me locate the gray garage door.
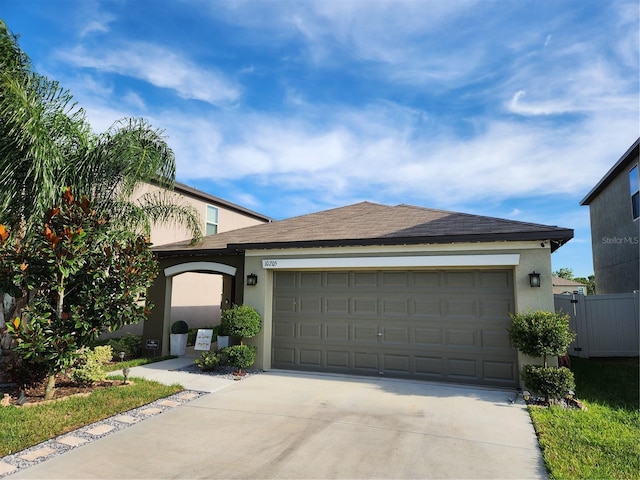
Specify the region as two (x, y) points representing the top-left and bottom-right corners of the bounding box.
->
(271, 269), (518, 387)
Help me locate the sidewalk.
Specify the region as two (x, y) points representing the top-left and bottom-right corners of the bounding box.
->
(111, 354), (238, 393)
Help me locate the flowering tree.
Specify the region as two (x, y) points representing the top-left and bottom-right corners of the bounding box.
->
(1, 188), (157, 399)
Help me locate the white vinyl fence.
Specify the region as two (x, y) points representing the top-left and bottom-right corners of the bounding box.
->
(554, 292), (640, 358)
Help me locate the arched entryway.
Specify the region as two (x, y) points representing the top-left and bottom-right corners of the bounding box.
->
(143, 259), (244, 356)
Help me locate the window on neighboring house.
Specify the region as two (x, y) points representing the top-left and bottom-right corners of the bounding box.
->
(630, 165), (639, 220)
(206, 205), (219, 235)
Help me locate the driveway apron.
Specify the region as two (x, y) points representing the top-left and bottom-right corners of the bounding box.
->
(7, 371), (547, 479)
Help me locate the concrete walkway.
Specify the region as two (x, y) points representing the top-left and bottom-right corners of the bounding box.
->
(5, 359), (548, 479)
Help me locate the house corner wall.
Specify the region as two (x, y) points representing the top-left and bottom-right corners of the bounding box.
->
(513, 245), (558, 374)
(242, 256), (272, 371)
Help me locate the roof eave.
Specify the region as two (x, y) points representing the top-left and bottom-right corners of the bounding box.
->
(226, 230), (574, 253)
(580, 137), (640, 206)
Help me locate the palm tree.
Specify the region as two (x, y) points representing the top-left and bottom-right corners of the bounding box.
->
(0, 20), (202, 330)
(0, 19), (202, 241)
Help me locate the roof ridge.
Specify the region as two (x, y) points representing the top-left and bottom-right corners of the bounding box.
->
(394, 203), (564, 230)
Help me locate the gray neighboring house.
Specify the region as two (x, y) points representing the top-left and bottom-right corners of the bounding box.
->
(147, 202), (573, 388)
(581, 138), (640, 294)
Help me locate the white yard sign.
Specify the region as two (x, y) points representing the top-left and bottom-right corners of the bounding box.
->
(194, 329), (214, 351)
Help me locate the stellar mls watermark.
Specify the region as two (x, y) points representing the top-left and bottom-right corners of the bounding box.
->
(602, 236), (639, 244)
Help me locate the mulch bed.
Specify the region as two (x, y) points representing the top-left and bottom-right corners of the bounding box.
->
(525, 395), (588, 410)
(1, 374), (128, 407)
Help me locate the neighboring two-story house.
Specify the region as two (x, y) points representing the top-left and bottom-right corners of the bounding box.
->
(580, 138), (640, 294)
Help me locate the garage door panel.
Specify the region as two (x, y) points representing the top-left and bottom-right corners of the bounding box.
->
(272, 269), (518, 387)
(413, 271), (441, 287)
(382, 354), (410, 373)
(444, 298), (477, 318)
(353, 352), (379, 371)
(480, 299), (513, 317)
(382, 272), (409, 287)
(415, 327), (444, 346)
(352, 297), (378, 315)
(444, 271), (476, 288)
(448, 358), (479, 379)
(272, 347), (296, 365)
(382, 327), (410, 345)
(299, 349), (322, 366)
(446, 329), (477, 348)
(325, 323), (350, 342)
(325, 297), (349, 314)
(480, 270), (511, 287)
(381, 298), (409, 316)
(326, 350), (350, 368)
(299, 297), (322, 313)
(326, 272), (349, 287)
(275, 272), (297, 287)
(415, 356), (444, 376)
(300, 272), (323, 287)
(481, 330), (513, 350)
(353, 324), (379, 343)
(274, 297), (297, 313)
(299, 323), (322, 340)
(353, 272), (377, 287)
(273, 322), (296, 339)
(483, 361), (516, 383)
(414, 298), (442, 317)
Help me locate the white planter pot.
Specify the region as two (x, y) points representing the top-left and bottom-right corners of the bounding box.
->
(170, 333), (188, 356)
(217, 335), (229, 348)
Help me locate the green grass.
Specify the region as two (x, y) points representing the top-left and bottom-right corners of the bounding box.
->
(0, 377), (182, 457)
(529, 357), (640, 480)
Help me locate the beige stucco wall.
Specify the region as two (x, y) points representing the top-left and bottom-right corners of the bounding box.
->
(241, 240), (557, 375)
(131, 183), (266, 246)
(129, 183), (267, 335)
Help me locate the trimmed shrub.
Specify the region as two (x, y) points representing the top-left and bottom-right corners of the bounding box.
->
(521, 365), (575, 402)
(106, 334), (142, 360)
(194, 351), (220, 371)
(221, 305), (261, 340)
(509, 310), (575, 366)
(222, 345), (257, 372)
(171, 320), (189, 334)
(70, 345), (113, 386)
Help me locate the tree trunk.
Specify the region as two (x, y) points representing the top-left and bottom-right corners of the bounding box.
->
(44, 373), (56, 400)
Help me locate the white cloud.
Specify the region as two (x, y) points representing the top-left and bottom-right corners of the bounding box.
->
(58, 42), (241, 106)
(153, 96), (637, 214)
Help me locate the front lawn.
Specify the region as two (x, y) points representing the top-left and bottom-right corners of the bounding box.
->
(0, 377), (182, 457)
(0, 355), (182, 457)
(529, 357), (639, 480)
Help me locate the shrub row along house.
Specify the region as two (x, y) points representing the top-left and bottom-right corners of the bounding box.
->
(144, 201), (573, 389)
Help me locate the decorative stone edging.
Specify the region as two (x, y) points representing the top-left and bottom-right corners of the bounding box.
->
(0, 390), (207, 478)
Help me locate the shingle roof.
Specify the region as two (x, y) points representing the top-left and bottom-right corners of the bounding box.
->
(552, 276), (587, 287)
(154, 201), (573, 256)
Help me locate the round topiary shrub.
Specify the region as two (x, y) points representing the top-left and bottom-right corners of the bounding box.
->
(222, 344), (257, 373)
(171, 320), (189, 334)
(221, 305), (261, 341)
(521, 365), (575, 403)
(509, 310), (575, 366)
(194, 351), (220, 372)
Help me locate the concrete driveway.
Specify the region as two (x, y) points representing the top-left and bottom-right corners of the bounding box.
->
(8, 371), (547, 479)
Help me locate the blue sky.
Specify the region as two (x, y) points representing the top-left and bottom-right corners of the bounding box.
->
(3, 0), (639, 278)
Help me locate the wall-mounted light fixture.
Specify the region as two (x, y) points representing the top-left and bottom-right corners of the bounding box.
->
(246, 273), (258, 286)
(529, 271), (541, 288)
